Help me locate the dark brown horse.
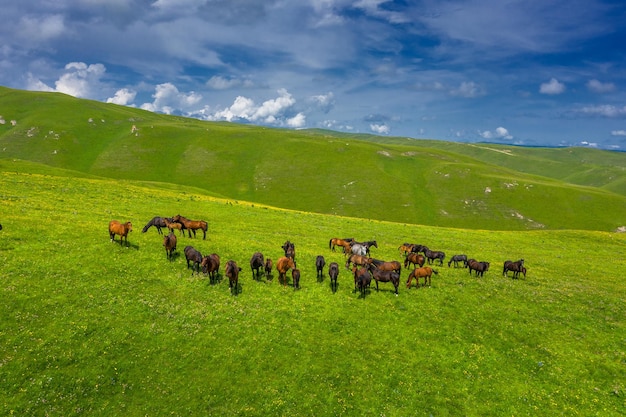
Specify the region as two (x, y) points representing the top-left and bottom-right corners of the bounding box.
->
(250, 252), (265, 279)
(142, 216), (168, 234)
(352, 266), (372, 296)
(467, 259), (490, 277)
(225, 260), (242, 295)
(109, 220), (132, 247)
(423, 248), (445, 266)
(282, 240), (296, 261)
(184, 246), (203, 275)
(329, 238), (353, 253)
(315, 255), (326, 280)
(368, 265), (400, 295)
(370, 258), (402, 275)
(173, 214), (208, 239)
(328, 262), (339, 292)
(163, 232), (177, 260)
(448, 254), (468, 268)
(404, 252), (425, 269)
(406, 266), (438, 288)
(503, 259), (525, 279)
(291, 268), (301, 290)
(201, 253), (221, 283)
(264, 258), (273, 277)
(276, 256), (296, 286)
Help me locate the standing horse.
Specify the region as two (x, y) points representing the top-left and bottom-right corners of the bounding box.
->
(352, 266), (372, 296)
(406, 267), (438, 288)
(350, 243), (368, 256)
(201, 253), (221, 283)
(423, 248), (445, 266)
(404, 252), (425, 269)
(315, 255), (326, 280)
(503, 259), (525, 279)
(163, 218), (184, 236)
(264, 258), (273, 278)
(291, 268), (301, 290)
(172, 214), (208, 239)
(184, 246), (203, 275)
(250, 252), (265, 279)
(467, 259), (490, 277)
(225, 260), (242, 295)
(276, 256), (296, 286)
(142, 216), (168, 234)
(163, 232), (177, 260)
(328, 262), (339, 292)
(370, 258), (402, 275)
(368, 265), (400, 295)
(109, 220), (132, 247)
(360, 240), (378, 256)
(448, 254), (468, 268)
(329, 238), (353, 253)
(345, 254), (372, 270)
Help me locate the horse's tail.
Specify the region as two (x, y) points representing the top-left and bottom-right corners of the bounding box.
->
(329, 239), (333, 249)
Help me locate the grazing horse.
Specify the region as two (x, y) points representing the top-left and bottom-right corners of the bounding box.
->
(370, 258), (402, 275)
(201, 253), (221, 283)
(291, 268), (301, 290)
(276, 256), (296, 286)
(328, 262), (339, 292)
(467, 259), (490, 277)
(423, 248), (445, 266)
(163, 218), (184, 236)
(142, 216), (168, 234)
(163, 232), (177, 260)
(448, 254), (468, 268)
(264, 258), (273, 277)
(503, 259), (525, 279)
(350, 243), (368, 256)
(329, 238), (353, 253)
(172, 214), (208, 239)
(315, 255), (326, 280)
(109, 220), (132, 247)
(250, 252), (265, 279)
(368, 265), (400, 295)
(352, 266), (372, 296)
(404, 252), (425, 269)
(225, 260), (242, 295)
(406, 267), (438, 288)
(345, 254), (372, 270)
(184, 246), (203, 275)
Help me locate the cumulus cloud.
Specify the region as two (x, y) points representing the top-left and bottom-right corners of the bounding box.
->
(27, 62), (107, 98)
(479, 126), (512, 140)
(587, 79), (616, 93)
(107, 88), (136, 105)
(309, 92), (335, 113)
(370, 123), (390, 134)
(539, 78), (565, 95)
(580, 105), (626, 118)
(207, 89), (302, 127)
(141, 83), (202, 114)
(450, 81), (484, 98)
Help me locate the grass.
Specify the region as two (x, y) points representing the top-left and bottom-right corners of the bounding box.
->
(1, 167), (625, 416)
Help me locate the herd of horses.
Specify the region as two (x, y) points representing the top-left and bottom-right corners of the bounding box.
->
(109, 216), (527, 296)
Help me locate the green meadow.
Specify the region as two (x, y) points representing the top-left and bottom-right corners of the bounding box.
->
(1, 88), (626, 416)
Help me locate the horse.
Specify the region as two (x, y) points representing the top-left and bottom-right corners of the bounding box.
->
(467, 259), (490, 277)
(345, 254), (372, 270)
(291, 268), (301, 290)
(264, 258), (273, 277)
(315, 255), (326, 280)
(329, 238), (353, 253)
(201, 253), (221, 283)
(352, 266), (372, 296)
(184, 246), (203, 275)
(172, 214), (208, 239)
(423, 248), (445, 266)
(360, 240), (378, 255)
(163, 218), (184, 236)
(448, 254), (468, 268)
(503, 259), (525, 279)
(250, 252), (265, 279)
(368, 265), (400, 295)
(163, 232), (177, 260)
(370, 258), (402, 275)
(109, 220), (132, 247)
(276, 256), (296, 286)
(225, 260), (242, 295)
(404, 252), (425, 269)
(350, 243), (368, 256)
(282, 240), (296, 261)
(142, 216), (168, 234)
(328, 262), (339, 292)
(406, 267), (438, 288)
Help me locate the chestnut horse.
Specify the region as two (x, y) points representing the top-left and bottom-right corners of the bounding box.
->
(163, 232), (177, 260)
(173, 214), (208, 239)
(370, 258), (402, 275)
(406, 267), (438, 288)
(329, 238), (353, 253)
(109, 220), (132, 247)
(276, 256), (296, 286)
(404, 252), (425, 269)
(345, 254), (372, 270)
(201, 253), (221, 283)
(163, 218), (184, 236)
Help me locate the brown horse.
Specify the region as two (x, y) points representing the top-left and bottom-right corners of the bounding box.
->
(404, 252), (425, 269)
(201, 253), (221, 283)
(264, 258), (273, 277)
(345, 254), (372, 270)
(370, 258), (402, 275)
(163, 232), (177, 260)
(467, 259), (490, 277)
(352, 266), (372, 296)
(328, 262), (339, 292)
(225, 260), (242, 295)
(250, 252), (265, 279)
(406, 266), (438, 288)
(329, 238), (353, 253)
(163, 218), (184, 236)
(503, 259), (525, 279)
(291, 268), (301, 290)
(368, 265), (400, 295)
(276, 256), (296, 286)
(109, 220), (132, 247)
(184, 246), (203, 275)
(315, 255), (326, 280)
(282, 240), (296, 261)
(173, 214), (208, 239)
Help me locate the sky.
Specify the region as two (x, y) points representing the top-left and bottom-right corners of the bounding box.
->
(2, 0), (626, 150)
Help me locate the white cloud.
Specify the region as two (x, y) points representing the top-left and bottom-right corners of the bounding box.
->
(106, 88), (136, 105)
(26, 62), (107, 98)
(580, 105), (626, 118)
(586, 79), (616, 94)
(19, 14), (65, 42)
(611, 130), (626, 136)
(140, 83), (202, 114)
(206, 75), (253, 90)
(480, 126), (512, 140)
(450, 81), (484, 98)
(539, 78), (565, 95)
(207, 89), (302, 127)
(287, 113), (306, 128)
(309, 92), (335, 113)
(370, 123), (390, 134)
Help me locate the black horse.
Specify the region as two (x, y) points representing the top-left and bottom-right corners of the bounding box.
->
(315, 255), (326, 280)
(142, 216), (169, 234)
(423, 248), (445, 266)
(250, 252), (265, 279)
(328, 262), (339, 292)
(184, 246), (203, 275)
(448, 254), (468, 268)
(368, 264), (400, 295)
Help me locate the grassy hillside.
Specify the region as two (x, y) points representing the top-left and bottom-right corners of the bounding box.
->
(1, 167), (625, 416)
(1, 86), (625, 232)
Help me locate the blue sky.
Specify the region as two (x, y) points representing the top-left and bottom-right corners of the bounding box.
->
(2, 0), (626, 150)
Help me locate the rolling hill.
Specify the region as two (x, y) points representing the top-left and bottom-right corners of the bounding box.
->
(1, 86), (624, 231)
